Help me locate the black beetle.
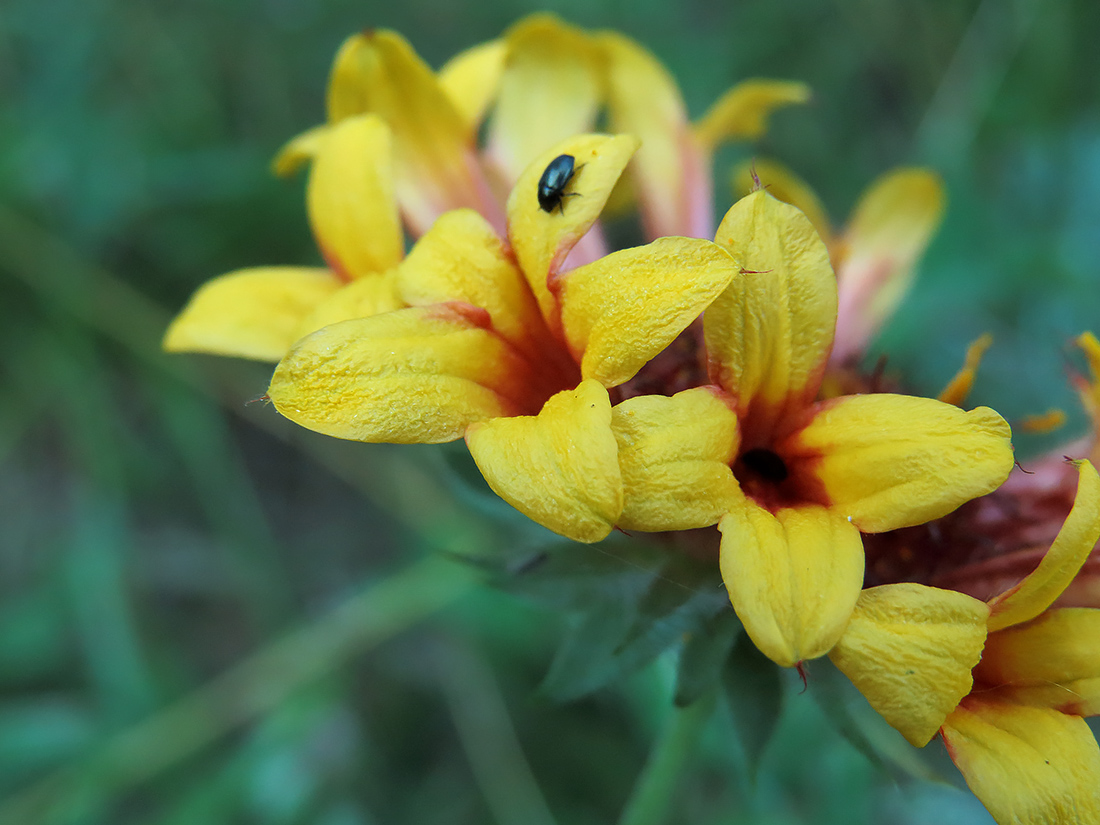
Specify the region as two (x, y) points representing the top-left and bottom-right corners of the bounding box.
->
(537, 154), (580, 214)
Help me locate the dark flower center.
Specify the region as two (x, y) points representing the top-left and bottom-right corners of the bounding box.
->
(739, 448), (789, 482)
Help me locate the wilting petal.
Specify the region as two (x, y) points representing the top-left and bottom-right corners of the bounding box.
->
(719, 499), (864, 667)
(507, 134), (639, 330)
(486, 14), (603, 185)
(466, 379), (622, 543)
(438, 39), (507, 136)
(732, 159), (833, 247)
(693, 79), (810, 152)
(164, 267), (341, 362)
(269, 304), (531, 444)
(987, 461), (1100, 632)
(325, 30), (499, 235)
(831, 169), (944, 363)
(705, 191), (836, 436)
(942, 698), (1100, 825)
(829, 583), (989, 747)
(977, 608), (1100, 716)
(613, 387), (739, 531)
(272, 124), (328, 178)
(938, 333), (994, 407)
(559, 237), (737, 387)
(598, 32), (710, 239)
(397, 209), (549, 364)
(789, 394), (1013, 533)
(292, 270), (405, 341)
(308, 115), (403, 279)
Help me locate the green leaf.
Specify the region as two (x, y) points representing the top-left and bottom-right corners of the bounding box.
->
(674, 609), (741, 708)
(503, 536), (667, 610)
(537, 590), (639, 701)
(530, 542), (728, 699)
(612, 559), (727, 686)
(722, 632), (783, 776)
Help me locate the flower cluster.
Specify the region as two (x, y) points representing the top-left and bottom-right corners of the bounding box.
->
(165, 16), (1100, 824)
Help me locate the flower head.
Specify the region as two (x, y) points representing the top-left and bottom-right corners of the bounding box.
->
(613, 189), (1014, 667)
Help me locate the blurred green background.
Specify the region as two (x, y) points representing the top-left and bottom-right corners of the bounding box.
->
(2, 0), (1099, 822)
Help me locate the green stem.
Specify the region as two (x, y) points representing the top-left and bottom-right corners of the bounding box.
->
(0, 555), (480, 823)
(617, 692), (715, 825)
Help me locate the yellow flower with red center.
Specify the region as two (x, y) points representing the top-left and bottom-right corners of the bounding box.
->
(266, 134), (739, 543)
(612, 189), (1014, 667)
(827, 459), (1100, 825)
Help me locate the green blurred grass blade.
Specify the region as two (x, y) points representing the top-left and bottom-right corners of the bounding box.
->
(0, 555), (481, 824)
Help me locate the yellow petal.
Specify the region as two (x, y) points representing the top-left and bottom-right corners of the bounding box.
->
(987, 461), (1100, 632)
(612, 387), (740, 531)
(938, 333), (994, 407)
(396, 209), (549, 363)
(731, 159), (833, 247)
(438, 39), (507, 136)
(272, 124), (328, 178)
(719, 499), (864, 667)
(325, 30), (499, 235)
(466, 379), (623, 543)
(307, 114), (403, 280)
(977, 608), (1100, 716)
(828, 583), (989, 747)
(694, 79), (811, 152)
(705, 191), (836, 433)
(790, 394), (1014, 533)
(164, 267), (341, 362)
(507, 134), (639, 329)
(598, 31), (710, 239)
(326, 33), (373, 122)
(942, 699), (1100, 825)
(291, 269), (405, 341)
(268, 305), (531, 444)
(486, 14), (603, 184)
(559, 237), (737, 387)
(832, 169), (945, 363)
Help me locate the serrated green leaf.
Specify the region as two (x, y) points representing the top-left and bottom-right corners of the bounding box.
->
(537, 590), (638, 701)
(722, 632), (783, 777)
(612, 559), (727, 686)
(530, 543), (728, 699)
(675, 609), (742, 707)
(503, 536), (667, 610)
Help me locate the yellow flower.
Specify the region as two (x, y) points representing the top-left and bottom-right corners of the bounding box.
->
(611, 189), (1014, 667)
(827, 460), (1100, 825)
(735, 159), (946, 367)
(266, 134), (738, 544)
(163, 115), (406, 361)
